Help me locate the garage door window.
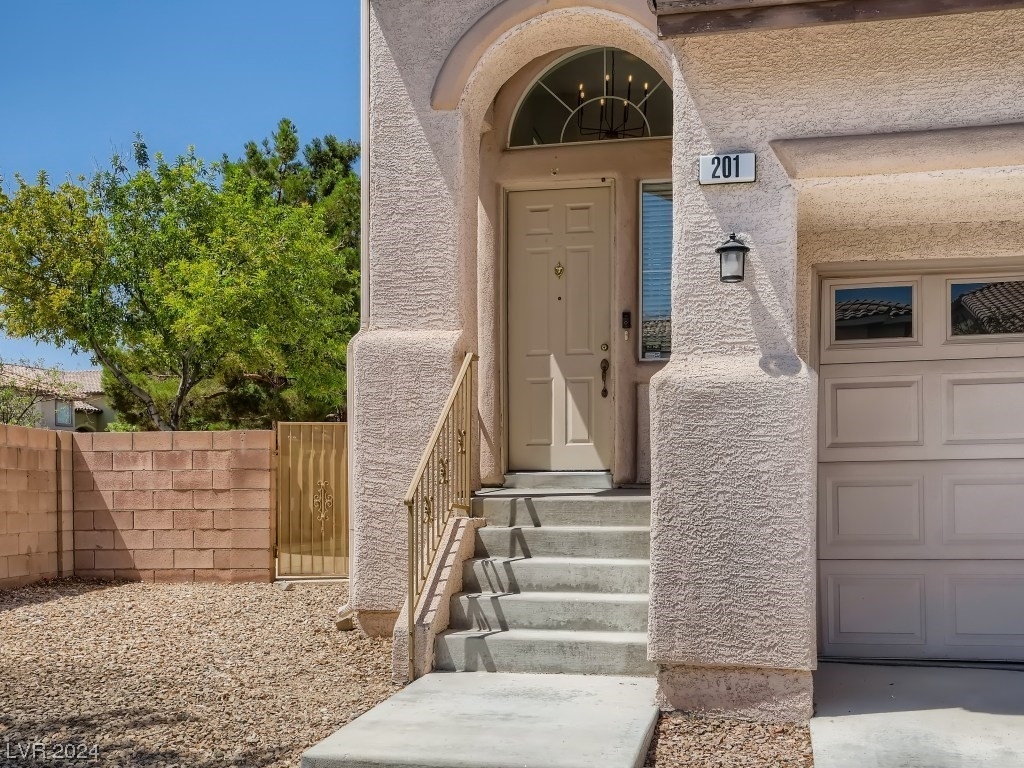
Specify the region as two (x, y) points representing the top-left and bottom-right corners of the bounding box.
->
(831, 282), (916, 344)
(950, 278), (1024, 337)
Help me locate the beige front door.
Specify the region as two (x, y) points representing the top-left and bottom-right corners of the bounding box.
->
(817, 269), (1024, 661)
(507, 186), (613, 471)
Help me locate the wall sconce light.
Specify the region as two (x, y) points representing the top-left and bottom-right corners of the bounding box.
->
(716, 233), (749, 283)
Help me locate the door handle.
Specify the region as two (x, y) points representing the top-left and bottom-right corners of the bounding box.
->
(600, 358), (609, 398)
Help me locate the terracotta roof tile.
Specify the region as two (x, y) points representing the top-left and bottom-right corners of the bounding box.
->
(959, 281), (1024, 328)
(0, 364), (103, 396)
(834, 299), (912, 321)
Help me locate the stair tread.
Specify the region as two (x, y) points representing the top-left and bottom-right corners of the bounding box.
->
(456, 590), (648, 601)
(481, 524), (649, 531)
(468, 555), (649, 564)
(439, 628), (649, 643)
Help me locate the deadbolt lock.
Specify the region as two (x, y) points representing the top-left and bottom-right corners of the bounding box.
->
(601, 343), (609, 351)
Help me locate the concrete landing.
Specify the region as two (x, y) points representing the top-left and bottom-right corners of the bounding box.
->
(811, 662), (1024, 768)
(301, 672), (659, 768)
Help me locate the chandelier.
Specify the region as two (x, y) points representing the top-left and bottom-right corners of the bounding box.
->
(563, 49), (664, 143)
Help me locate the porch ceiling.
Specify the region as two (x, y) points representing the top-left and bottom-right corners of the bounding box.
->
(649, 0), (1024, 36)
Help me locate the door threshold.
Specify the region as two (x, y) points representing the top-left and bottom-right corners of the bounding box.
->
(503, 471), (614, 490)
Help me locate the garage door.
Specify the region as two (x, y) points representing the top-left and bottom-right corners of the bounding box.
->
(817, 269), (1024, 660)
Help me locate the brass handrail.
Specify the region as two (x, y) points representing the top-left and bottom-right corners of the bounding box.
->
(404, 352), (477, 681)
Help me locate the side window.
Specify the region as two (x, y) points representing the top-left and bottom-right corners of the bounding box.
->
(949, 278), (1024, 338)
(826, 280), (918, 348)
(55, 400), (73, 427)
(639, 181), (672, 361)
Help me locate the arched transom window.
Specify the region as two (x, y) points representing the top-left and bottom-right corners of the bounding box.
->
(509, 47), (671, 148)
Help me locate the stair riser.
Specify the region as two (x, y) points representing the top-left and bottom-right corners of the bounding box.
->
(473, 497), (651, 527)
(450, 594), (649, 632)
(475, 528), (650, 559)
(434, 634), (656, 676)
(463, 559), (650, 593)
(502, 472), (613, 490)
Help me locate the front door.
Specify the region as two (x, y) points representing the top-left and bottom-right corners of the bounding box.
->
(507, 186), (613, 471)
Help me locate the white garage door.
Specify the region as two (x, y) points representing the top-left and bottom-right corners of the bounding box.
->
(818, 269), (1024, 661)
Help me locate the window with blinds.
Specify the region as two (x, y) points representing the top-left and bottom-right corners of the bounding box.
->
(55, 400), (73, 427)
(640, 181), (672, 360)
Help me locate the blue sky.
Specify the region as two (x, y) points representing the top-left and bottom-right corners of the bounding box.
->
(0, 0), (360, 369)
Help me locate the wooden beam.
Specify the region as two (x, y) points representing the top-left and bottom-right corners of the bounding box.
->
(656, 0), (1024, 36)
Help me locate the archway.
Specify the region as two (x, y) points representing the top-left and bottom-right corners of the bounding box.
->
(440, 6), (673, 483)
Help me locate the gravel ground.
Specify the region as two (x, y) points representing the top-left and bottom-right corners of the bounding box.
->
(645, 712), (814, 768)
(0, 579), (398, 768)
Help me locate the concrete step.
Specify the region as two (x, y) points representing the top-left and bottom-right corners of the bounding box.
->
(472, 492), (651, 527)
(475, 526), (650, 559)
(434, 628), (656, 676)
(450, 591), (649, 632)
(300, 672), (659, 768)
(463, 556), (650, 594)
(503, 471), (614, 490)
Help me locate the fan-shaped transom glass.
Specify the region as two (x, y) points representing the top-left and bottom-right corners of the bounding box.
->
(509, 47), (672, 148)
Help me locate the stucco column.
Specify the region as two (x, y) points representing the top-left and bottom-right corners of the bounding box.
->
(646, 59), (817, 722)
(350, 3), (475, 635)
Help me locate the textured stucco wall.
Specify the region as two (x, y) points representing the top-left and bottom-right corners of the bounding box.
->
(648, 8), (1024, 720)
(355, 0), (672, 627)
(364, 0), (1024, 717)
(351, 0), (491, 629)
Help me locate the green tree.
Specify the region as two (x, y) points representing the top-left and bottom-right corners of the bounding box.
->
(0, 140), (354, 431)
(232, 118), (360, 256)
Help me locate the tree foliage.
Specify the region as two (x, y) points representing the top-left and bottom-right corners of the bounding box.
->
(0, 137), (355, 430)
(232, 118), (360, 258)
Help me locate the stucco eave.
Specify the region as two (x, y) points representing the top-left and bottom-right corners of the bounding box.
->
(770, 123), (1024, 180)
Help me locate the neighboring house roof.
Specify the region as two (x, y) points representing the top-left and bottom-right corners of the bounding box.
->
(61, 369), (104, 395)
(0, 364), (104, 398)
(958, 281), (1024, 327)
(642, 318), (671, 351)
(835, 300), (912, 322)
(73, 400), (103, 414)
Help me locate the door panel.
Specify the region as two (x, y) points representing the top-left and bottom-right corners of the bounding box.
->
(819, 560), (1024, 660)
(817, 265), (1024, 661)
(819, 358), (1024, 462)
(819, 459), (1024, 560)
(508, 187), (612, 471)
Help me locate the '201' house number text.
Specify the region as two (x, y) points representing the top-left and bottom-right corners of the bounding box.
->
(699, 153), (756, 185)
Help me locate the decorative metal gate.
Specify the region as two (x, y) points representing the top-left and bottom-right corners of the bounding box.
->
(275, 423), (349, 578)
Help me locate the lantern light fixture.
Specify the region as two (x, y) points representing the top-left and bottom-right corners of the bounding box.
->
(716, 233), (749, 283)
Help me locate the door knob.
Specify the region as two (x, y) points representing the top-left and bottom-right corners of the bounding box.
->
(600, 358), (609, 398)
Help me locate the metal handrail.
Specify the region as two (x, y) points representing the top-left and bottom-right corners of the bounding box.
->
(404, 352), (477, 680)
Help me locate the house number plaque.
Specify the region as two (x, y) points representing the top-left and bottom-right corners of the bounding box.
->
(699, 153), (756, 185)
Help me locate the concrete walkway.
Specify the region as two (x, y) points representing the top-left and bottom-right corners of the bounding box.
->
(811, 662), (1024, 768)
(301, 672), (659, 768)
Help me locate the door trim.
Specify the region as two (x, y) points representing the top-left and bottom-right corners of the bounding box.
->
(501, 179), (616, 475)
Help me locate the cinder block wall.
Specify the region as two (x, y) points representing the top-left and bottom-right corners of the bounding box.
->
(71, 431), (274, 583)
(0, 425), (72, 589)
